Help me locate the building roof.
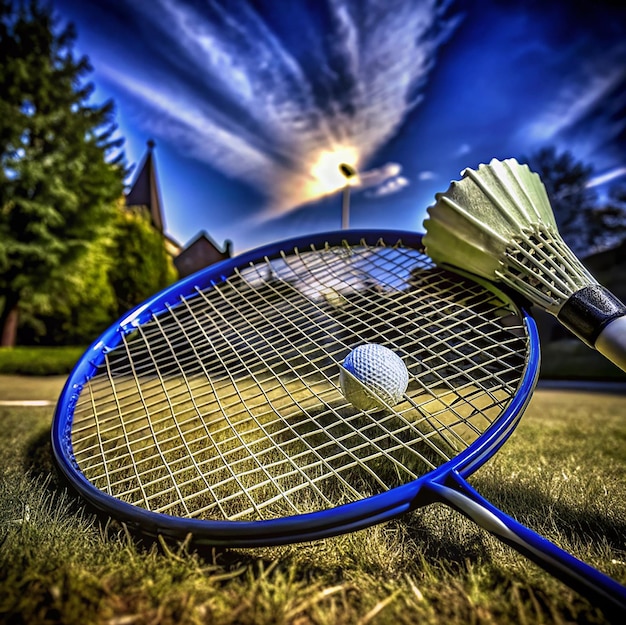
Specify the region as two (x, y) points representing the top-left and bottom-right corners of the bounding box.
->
(174, 232), (233, 278)
(126, 139), (164, 233)
(124, 139), (234, 276)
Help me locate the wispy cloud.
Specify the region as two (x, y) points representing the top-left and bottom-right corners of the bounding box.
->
(520, 43), (626, 160)
(99, 0), (460, 217)
(587, 166), (626, 188)
(364, 175), (409, 198)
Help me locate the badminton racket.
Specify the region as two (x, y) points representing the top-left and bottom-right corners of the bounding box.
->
(52, 230), (626, 614)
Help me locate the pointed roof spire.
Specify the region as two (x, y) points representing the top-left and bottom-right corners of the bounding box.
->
(126, 139), (164, 232)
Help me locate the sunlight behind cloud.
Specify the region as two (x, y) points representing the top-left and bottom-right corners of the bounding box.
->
(308, 147), (361, 197)
(100, 0), (460, 220)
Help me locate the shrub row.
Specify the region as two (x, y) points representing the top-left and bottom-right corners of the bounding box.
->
(0, 346), (84, 376)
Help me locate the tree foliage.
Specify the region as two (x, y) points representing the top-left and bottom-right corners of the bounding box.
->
(108, 207), (178, 320)
(17, 205), (119, 346)
(589, 184), (626, 251)
(0, 0), (126, 346)
(17, 201), (179, 346)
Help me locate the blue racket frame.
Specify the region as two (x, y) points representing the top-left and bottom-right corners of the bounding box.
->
(51, 229), (626, 614)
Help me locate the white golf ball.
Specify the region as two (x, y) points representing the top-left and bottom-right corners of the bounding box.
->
(340, 343), (409, 411)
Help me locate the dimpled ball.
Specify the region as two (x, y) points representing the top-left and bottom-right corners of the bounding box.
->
(340, 344), (409, 411)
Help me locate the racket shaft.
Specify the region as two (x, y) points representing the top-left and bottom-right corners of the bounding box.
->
(427, 472), (626, 615)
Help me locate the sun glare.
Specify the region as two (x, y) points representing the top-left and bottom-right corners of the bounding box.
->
(308, 147), (360, 196)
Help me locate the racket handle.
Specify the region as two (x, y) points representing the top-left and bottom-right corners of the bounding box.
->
(557, 285), (626, 373)
(427, 472), (626, 616)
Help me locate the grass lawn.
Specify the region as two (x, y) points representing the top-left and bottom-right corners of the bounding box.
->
(0, 346), (84, 376)
(1, 375), (625, 624)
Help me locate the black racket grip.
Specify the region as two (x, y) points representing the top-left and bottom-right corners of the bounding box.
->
(557, 285), (626, 373)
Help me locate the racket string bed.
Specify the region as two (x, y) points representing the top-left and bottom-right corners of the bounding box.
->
(69, 238), (528, 522)
(270, 245), (517, 451)
(213, 244), (519, 474)
(285, 242), (522, 396)
(144, 311), (266, 518)
(178, 290), (371, 516)
(178, 273), (430, 516)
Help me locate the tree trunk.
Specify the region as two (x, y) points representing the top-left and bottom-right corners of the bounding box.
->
(0, 295), (20, 347)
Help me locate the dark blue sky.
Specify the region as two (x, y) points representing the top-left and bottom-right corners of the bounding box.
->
(52, 0), (626, 252)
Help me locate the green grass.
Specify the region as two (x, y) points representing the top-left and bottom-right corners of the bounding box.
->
(0, 346), (84, 376)
(1, 376), (625, 624)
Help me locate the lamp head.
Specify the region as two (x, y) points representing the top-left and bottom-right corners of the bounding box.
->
(339, 163), (358, 179)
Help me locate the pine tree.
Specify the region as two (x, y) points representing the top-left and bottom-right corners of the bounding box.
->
(0, 0), (126, 346)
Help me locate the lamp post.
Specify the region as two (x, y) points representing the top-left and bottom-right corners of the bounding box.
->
(339, 163), (358, 230)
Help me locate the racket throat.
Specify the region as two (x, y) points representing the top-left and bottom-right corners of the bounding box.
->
(425, 472), (516, 541)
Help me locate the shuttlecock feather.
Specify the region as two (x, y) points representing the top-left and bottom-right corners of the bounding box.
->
(422, 158), (626, 373)
(423, 158), (596, 313)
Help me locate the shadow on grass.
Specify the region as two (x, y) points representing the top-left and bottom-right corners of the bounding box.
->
(469, 476), (626, 553)
(22, 426), (626, 570)
(24, 427), (60, 483)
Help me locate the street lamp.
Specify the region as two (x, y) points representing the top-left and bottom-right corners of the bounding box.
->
(339, 163), (358, 229)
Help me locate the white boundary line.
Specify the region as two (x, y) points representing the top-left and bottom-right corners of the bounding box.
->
(0, 400), (53, 406)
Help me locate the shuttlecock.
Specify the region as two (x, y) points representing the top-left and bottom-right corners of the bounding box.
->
(340, 344), (409, 411)
(423, 158), (626, 372)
